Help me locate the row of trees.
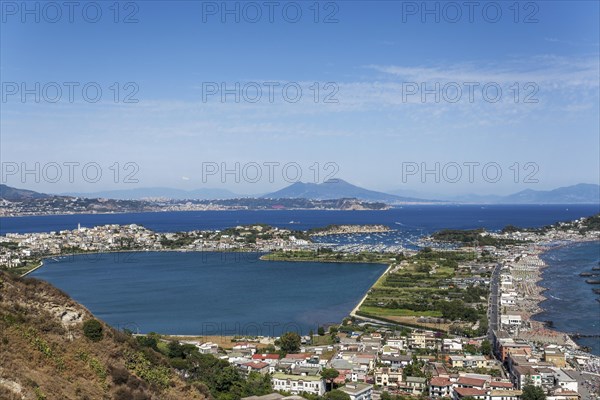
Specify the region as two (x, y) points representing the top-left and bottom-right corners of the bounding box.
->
(133, 335), (272, 400)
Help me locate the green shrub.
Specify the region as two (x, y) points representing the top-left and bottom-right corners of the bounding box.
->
(83, 319), (104, 342)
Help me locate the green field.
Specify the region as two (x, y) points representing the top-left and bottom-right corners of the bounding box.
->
(358, 306), (443, 318)
(356, 249), (491, 335)
(261, 249), (398, 264)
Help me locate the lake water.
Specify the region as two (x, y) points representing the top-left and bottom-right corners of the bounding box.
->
(31, 251), (388, 336)
(7, 205), (600, 341)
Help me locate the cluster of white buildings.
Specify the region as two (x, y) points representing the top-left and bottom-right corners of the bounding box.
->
(186, 328), (510, 399)
(0, 223), (316, 270)
(0, 224), (160, 268)
(194, 311), (598, 400)
(488, 235), (600, 400)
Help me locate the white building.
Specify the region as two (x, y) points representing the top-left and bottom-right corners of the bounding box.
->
(338, 383), (373, 400)
(500, 293), (516, 305)
(386, 338), (405, 350)
(443, 338), (463, 353)
(272, 373), (325, 396)
(198, 342), (219, 354)
(488, 390), (522, 400)
(429, 377), (452, 398)
(550, 368), (578, 393)
(500, 315), (522, 327)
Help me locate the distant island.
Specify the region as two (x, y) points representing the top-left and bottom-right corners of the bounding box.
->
(62, 180), (600, 204)
(0, 184), (389, 217)
(1, 181), (599, 217)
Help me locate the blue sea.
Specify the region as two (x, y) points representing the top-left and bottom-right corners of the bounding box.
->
(2, 204), (598, 235)
(31, 252), (387, 336)
(535, 241), (600, 355)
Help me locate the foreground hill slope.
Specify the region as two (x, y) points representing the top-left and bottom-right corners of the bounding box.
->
(0, 271), (206, 400)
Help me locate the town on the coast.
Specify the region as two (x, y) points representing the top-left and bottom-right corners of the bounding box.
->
(1, 215), (599, 400)
(0, 195), (389, 217)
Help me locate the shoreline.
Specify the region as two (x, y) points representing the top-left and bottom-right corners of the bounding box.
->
(0, 206), (396, 219)
(350, 263), (394, 318)
(20, 260), (44, 277)
(259, 254), (391, 265)
(19, 248), (270, 277)
(527, 239), (600, 352)
(1, 202), (598, 219)
(14, 237), (597, 277)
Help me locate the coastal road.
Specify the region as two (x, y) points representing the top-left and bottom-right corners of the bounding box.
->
(567, 371), (600, 400)
(488, 263), (501, 342)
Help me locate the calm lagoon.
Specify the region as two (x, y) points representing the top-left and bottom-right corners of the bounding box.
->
(31, 251), (388, 336)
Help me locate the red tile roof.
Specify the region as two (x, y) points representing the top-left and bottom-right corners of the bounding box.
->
(430, 377), (452, 387)
(457, 377), (487, 387)
(242, 361), (269, 369)
(490, 381), (514, 388)
(252, 353), (280, 360)
(454, 387), (487, 397)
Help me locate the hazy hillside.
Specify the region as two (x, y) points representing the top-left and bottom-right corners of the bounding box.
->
(0, 184), (51, 201)
(501, 183), (600, 204)
(390, 183), (600, 204)
(0, 272), (206, 400)
(62, 187), (240, 200)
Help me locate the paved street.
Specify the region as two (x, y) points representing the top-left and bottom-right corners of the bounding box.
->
(567, 370), (600, 400)
(488, 263), (501, 342)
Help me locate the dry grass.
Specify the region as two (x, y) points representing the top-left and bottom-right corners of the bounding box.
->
(0, 271), (206, 400)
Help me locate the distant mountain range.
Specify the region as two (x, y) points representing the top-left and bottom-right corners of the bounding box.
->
(62, 187), (240, 200)
(2, 182), (598, 204)
(501, 183), (600, 204)
(262, 179), (432, 204)
(391, 183), (600, 204)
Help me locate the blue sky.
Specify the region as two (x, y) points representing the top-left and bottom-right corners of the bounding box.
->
(1, 0), (599, 196)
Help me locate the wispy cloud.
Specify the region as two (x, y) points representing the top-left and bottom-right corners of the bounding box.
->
(366, 55), (599, 90)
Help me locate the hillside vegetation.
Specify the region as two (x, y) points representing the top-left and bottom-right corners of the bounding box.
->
(0, 271), (206, 400)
